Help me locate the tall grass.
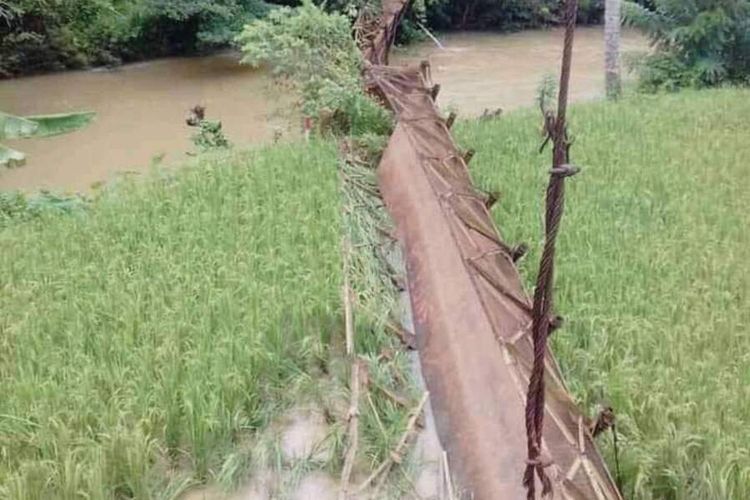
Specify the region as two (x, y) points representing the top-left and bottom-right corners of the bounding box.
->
(457, 88), (750, 499)
(0, 144), (343, 498)
(2, 88), (748, 499)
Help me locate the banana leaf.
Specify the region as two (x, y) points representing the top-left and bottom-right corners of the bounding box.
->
(0, 144), (26, 168)
(1, 110), (95, 169)
(25, 111), (95, 137)
(0, 112), (39, 140)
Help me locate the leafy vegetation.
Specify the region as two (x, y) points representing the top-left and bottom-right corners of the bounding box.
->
(0, 191), (87, 225)
(0, 139), (421, 498)
(457, 87), (750, 499)
(411, 0), (604, 32)
(624, 0), (750, 90)
(0, 0), (270, 76)
(190, 120), (232, 152)
(0, 144), (342, 498)
(0, 111), (95, 168)
(1, 0), (619, 77)
(237, 0), (391, 136)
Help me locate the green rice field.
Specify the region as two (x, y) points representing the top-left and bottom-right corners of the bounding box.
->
(1, 88), (748, 499)
(459, 87), (750, 499)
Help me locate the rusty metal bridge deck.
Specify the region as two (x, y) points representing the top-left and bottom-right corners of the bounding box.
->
(359, 1), (622, 498)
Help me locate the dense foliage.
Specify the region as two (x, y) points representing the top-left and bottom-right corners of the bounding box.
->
(624, 0), (750, 89)
(0, 0), (269, 76)
(237, 0), (391, 136)
(413, 0), (604, 32)
(1, 0), (614, 77)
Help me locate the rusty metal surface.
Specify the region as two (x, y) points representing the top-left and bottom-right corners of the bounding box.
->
(358, 2), (622, 498)
(356, 0), (407, 65)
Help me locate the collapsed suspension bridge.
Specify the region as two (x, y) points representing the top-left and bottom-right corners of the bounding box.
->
(355, 0), (623, 498)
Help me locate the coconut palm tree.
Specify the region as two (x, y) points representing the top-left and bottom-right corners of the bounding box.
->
(605, 0), (622, 99)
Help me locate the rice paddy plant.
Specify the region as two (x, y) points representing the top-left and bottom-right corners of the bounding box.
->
(1, 134), (419, 498)
(0, 143), (343, 498)
(456, 87), (750, 499)
(3, 83), (745, 499)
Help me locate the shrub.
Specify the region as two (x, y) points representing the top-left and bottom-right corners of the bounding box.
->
(0, 191), (87, 226)
(237, 0), (391, 137)
(190, 119), (232, 151)
(419, 0), (604, 31)
(123, 0), (271, 55)
(624, 0), (750, 90)
(0, 0), (270, 76)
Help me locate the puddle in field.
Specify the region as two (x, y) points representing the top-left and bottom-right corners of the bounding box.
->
(177, 399), (444, 500)
(0, 27), (647, 192)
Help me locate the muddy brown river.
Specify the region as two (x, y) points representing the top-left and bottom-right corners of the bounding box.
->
(0, 27), (645, 192)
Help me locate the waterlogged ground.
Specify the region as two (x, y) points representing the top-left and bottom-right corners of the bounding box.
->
(0, 28), (646, 192)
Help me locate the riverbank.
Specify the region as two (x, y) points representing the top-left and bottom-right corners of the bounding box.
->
(0, 1), (608, 79)
(0, 28), (646, 192)
(0, 51), (293, 192)
(2, 87), (749, 498)
(0, 0), (272, 78)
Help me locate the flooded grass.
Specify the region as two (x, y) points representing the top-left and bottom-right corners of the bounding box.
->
(458, 87), (750, 499)
(0, 143), (344, 498)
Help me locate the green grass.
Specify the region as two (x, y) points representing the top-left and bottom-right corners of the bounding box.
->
(2, 88), (748, 500)
(0, 144), (344, 498)
(457, 87), (750, 499)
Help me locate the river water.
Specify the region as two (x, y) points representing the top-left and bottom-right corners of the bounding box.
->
(0, 53), (290, 192)
(0, 27), (645, 192)
(394, 27), (647, 115)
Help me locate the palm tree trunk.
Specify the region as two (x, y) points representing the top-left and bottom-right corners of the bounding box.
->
(604, 0), (622, 99)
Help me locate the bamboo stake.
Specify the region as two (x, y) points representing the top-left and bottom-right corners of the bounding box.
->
(339, 236), (360, 500)
(339, 359), (361, 500)
(343, 243), (354, 356)
(356, 391), (430, 494)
